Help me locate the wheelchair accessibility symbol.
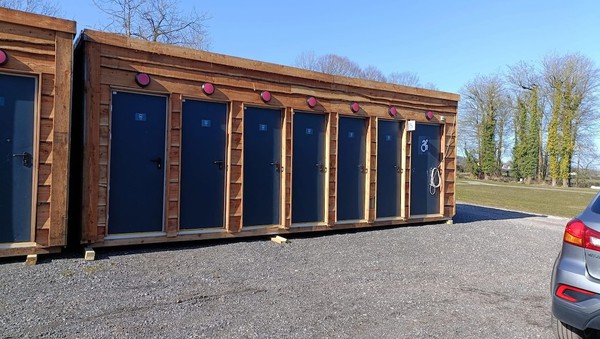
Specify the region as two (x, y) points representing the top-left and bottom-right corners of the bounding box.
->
(420, 138), (429, 153)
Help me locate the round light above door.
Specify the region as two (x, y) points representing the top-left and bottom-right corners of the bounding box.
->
(135, 73), (151, 87)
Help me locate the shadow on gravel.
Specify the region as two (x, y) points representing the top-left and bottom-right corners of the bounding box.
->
(454, 203), (541, 224)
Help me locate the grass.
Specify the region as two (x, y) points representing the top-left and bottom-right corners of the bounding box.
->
(456, 179), (599, 218)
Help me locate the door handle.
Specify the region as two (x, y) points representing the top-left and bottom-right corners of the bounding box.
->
(150, 157), (162, 169)
(316, 163), (328, 173)
(359, 165), (368, 174)
(394, 165), (403, 174)
(270, 161), (283, 173)
(213, 160), (225, 170)
(13, 152), (33, 168)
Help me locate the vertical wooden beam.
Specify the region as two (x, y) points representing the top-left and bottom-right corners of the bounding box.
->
(227, 101), (244, 232)
(400, 122), (408, 219)
(283, 108), (292, 228)
(166, 93), (181, 237)
(81, 42), (101, 244)
(48, 31), (73, 247)
(439, 123), (446, 216)
(368, 117), (377, 222)
(405, 129), (412, 219)
(328, 112), (338, 225)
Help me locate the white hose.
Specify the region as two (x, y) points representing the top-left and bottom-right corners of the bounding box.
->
(429, 167), (441, 195)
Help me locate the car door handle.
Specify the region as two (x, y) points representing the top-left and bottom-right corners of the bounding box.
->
(13, 152), (33, 168)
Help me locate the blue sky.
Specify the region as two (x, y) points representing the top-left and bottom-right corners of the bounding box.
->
(60, 0), (600, 95)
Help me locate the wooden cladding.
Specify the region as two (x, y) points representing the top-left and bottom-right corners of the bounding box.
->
(0, 8), (75, 257)
(74, 29), (458, 247)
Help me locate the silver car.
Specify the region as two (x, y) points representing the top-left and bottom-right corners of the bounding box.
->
(551, 193), (600, 338)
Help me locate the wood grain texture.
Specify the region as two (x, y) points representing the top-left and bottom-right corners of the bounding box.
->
(78, 29), (459, 247)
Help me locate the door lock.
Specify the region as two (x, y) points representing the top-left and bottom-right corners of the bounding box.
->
(13, 152), (33, 168)
(270, 161), (283, 173)
(213, 160), (225, 170)
(359, 165), (368, 174)
(316, 163), (328, 173)
(150, 157), (162, 169)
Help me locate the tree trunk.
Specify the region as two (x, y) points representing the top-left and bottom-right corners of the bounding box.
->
(551, 178), (557, 187)
(562, 178), (569, 188)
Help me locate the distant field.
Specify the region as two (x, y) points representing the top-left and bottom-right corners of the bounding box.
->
(456, 179), (600, 218)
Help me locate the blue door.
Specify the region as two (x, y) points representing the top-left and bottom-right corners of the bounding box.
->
(180, 100), (227, 229)
(377, 120), (402, 218)
(108, 91), (167, 234)
(0, 74), (35, 243)
(243, 107), (282, 227)
(410, 123), (441, 216)
(337, 117), (366, 221)
(292, 112), (326, 224)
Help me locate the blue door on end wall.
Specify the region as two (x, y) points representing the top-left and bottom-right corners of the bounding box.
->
(337, 117), (366, 221)
(0, 74), (36, 243)
(180, 100), (227, 229)
(108, 91), (167, 234)
(243, 107), (282, 227)
(410, 123), (441, 216)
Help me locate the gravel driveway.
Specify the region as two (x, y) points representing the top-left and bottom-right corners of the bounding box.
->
(0, 204), (566, 338)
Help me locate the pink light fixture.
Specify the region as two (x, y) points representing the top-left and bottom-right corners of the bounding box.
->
(307, 96), (317, 108)
(0, 49), (8, 66)
(350, 102), (360, 113)
(135, 73), (151, 87)
(260, 90), (272, 103)
(426, 110), (434, 120)
(388, 106), (397, 117)
(202, 82), (215, 95)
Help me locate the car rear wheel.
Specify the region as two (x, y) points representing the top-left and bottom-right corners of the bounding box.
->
(552, 315), (592, 339)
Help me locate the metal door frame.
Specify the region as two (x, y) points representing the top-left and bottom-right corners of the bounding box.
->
(241, 104), (285, 229)
(177, 97), (230, 234)
(105, 89), (169, 238)
(335, 115), (369, 224)
(290, 110), (329, 227)
(375, 118), (406, 222)
(0, 71), (40, 245)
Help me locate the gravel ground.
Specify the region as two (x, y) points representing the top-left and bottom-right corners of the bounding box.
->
(0, 204), (566, 338)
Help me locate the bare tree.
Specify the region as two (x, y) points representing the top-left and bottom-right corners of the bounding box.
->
(0, 0), (60, 15)
(294, 51), (320, 71)
(387, 71), (421, 87)
(93, 0), (210, 50)
(316, 54), (363, 77)
(361, 65), (387, 82)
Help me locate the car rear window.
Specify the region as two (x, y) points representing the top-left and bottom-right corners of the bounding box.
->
(591, 194), (600, 214)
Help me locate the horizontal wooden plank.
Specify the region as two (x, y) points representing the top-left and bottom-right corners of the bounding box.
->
(38, 141), (53, 164)
(36, 203), (50, 229)
(84, 29), (458, 102)
(38, 163), (52, 185)
(0, 8), (76, 34)
(38, 185), (51, 203)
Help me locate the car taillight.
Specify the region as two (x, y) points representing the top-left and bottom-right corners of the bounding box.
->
(556, 284), (595, 302)
(564, 218), (600, 252)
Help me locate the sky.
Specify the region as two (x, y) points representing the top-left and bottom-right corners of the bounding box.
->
(55, 0), (600, 154)
(58, 0), (600, 95)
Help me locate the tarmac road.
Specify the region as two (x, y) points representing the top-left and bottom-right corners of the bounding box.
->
(0, 204), (567, 338)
